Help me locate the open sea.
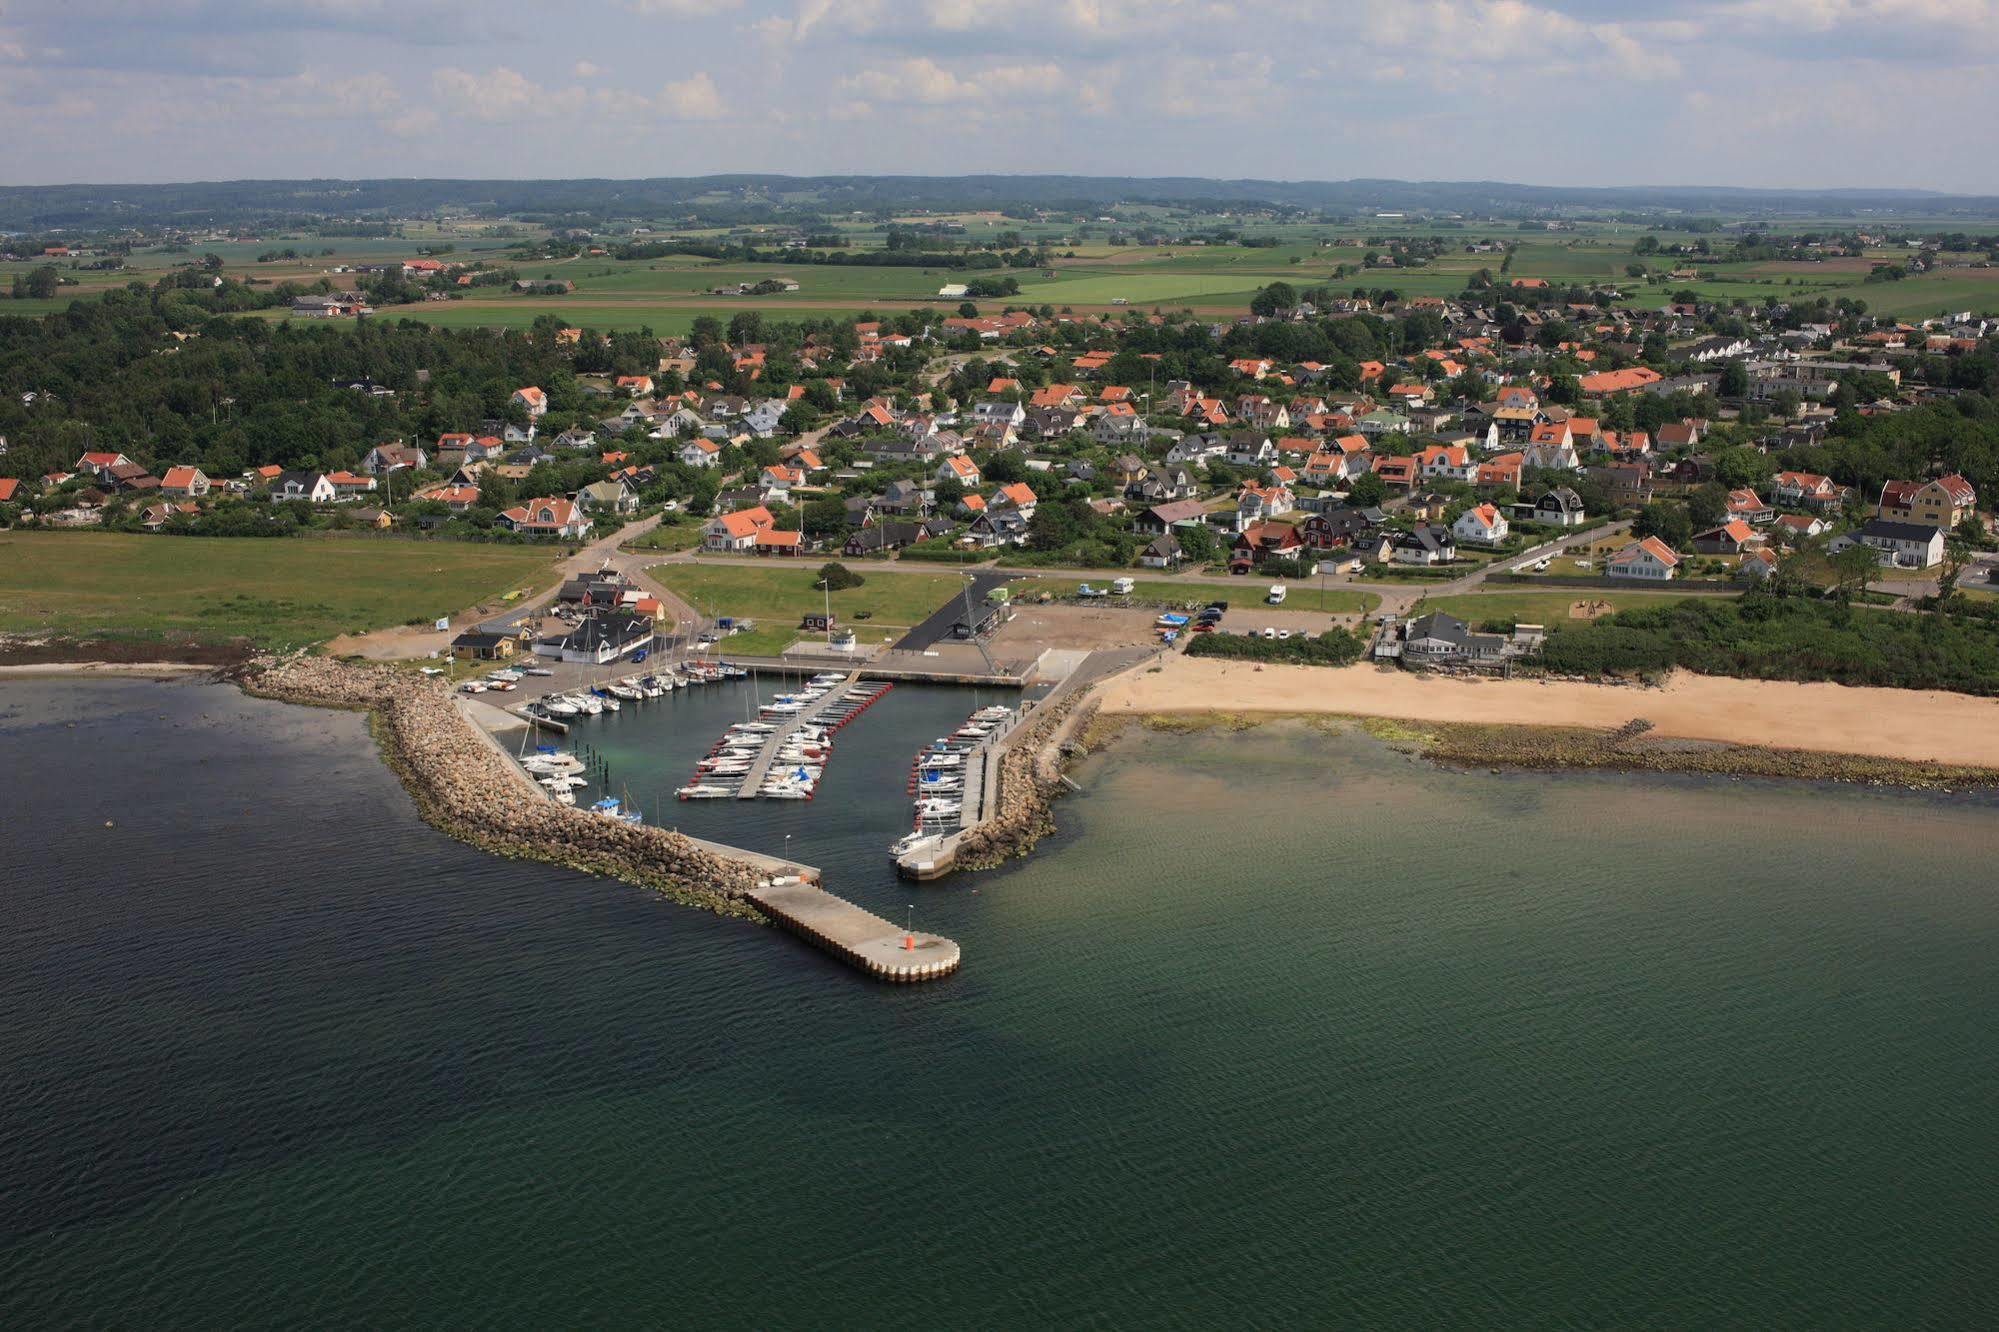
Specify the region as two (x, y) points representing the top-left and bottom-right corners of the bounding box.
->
(1, 677), (1995, 1327)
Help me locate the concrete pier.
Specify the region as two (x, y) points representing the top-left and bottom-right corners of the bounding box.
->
(746, 880), (961, 982)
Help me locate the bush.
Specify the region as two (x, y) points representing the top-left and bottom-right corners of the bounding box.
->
(1185, 626), (1367, 666)
(815, 561), (865, 591)
(895, 543), (987, 564)
(1539, 593), (1999, 692)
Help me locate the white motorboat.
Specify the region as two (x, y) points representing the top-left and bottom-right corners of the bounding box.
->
(677, 784), (736, 799)
(538, 699), (580, 718)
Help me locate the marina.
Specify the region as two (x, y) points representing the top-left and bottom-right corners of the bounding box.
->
(893, 704), (1014, 862)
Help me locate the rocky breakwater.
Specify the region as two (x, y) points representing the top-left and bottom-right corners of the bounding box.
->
(239, 655), (772, 919)
(952, 686), (1102, 871)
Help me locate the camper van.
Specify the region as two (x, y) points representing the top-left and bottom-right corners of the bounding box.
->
(1266, 583), (1288, 605)
(1111, 577), (1135, 595)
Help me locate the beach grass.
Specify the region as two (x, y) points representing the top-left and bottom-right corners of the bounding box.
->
(1415, 588), (1736, 630)
(0, 531), (560, 650)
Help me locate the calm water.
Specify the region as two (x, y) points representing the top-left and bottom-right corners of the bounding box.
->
(1, 679), (1995, 1327)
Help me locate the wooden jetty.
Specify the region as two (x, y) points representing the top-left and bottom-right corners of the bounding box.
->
(746, 880), (961, 982)
(735, 671), (865, 799)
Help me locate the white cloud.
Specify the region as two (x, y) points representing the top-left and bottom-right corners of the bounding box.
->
(657, 70), (724, 119)
(573, 59), (600, 77)
(838, 56), (1066, 105)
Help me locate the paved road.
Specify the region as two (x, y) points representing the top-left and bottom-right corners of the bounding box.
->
(893, 571), (1017, 649)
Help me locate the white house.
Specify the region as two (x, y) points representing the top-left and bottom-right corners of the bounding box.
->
(1605, 536), (1681, 580)
(678, 438), (723, 468)
(1452, 502), (1510, 547)
(1847, 518), (1945, 569)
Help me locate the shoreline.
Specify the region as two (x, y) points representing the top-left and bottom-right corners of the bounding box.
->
(231, 655), (790, 922)
(1099, 658), (1999, 775)
(1093, 711), (1999, 791)
(0, 661), (219, 680)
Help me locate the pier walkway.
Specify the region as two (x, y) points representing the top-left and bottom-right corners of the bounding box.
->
(735, 671), (862, 798)
(746, 880), (961, 982)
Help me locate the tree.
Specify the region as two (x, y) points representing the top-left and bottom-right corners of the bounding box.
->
(1633, 501), (1692, 549)
(1935, 538), (1972, 608)
(1346, 472), (1388, 508)
(1830, 543), (1880, 602)
(802, 494), (848, 537)
(1686, 482), (1729, 530)
(1717, 359), (1750, 398)
(1249, 282), (1298, 318)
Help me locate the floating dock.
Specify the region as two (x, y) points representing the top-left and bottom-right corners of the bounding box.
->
(746, 880), (961, 982)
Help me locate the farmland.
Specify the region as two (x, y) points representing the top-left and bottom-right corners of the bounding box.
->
(6, 213), (1999, 335)
(0, 531), (561, 650)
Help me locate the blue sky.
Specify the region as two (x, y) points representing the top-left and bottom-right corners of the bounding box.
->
(1, 0), (1995, 190)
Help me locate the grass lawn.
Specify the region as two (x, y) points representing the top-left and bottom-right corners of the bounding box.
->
(651, 562), (1012, 650)
(1416, 588), (1737, 630)
(0, 531), (561, 650)
(620, 520), (705, 554)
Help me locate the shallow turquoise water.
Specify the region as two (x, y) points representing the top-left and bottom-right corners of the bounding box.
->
(0, 681), (1994, 1326)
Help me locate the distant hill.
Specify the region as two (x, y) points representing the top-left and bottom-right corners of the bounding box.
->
(5, 174), (1999, 231)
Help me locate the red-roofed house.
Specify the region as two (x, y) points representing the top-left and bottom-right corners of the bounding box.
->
(159, 465), (211, 497)
(702, 505), (777, 552)
(991, 481), (1038, 517)
(1452, 502), (1509, 547)
(512, 386), (548, 417)
(936, 455), (981, 487)
(498, 496), (591, 539)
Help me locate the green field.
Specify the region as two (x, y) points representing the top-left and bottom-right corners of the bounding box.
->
(10, 215), (1999, 335)
(652, 561), (1010, 653)
(1415, 588), (1737, 630)
(0, 531), (560, 649)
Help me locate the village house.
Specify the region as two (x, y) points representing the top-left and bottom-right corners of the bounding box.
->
(1399, 612), (1509, 666)
(158, 465), (211, 497)
(1605, 536), (1681, 580)
(497, 496), (592, 539)
(362, 442), (426, 475)
(937, 455), (981, 488)
(703, 505), (777, 552)
(1137, 532), (1185, 569)
(1517, 485), (1588, 527)
(540, 611), (655, 665)
(1452, 502), (1510, 547)
(1391, 523), (1457, 566)
(1877, 475), (1976, 529)
(1726, 489), (1775, 525)
(1134, 498), (1209, 537)
(270, 470), (337, 504)
(1841, 518), (1945, 569)
(1692, 519), (1760, 555)
(575, 478), (641, 516)
(679, 438), (723, 468)
(1771, 471), (1849, 512)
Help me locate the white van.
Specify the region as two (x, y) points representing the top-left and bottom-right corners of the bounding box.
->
(1111, 577), (1135, 595)
(1266, 584), (1288, 605)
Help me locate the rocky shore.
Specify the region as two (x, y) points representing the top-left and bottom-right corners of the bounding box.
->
(951, 685), (1102, 871)
(1108, 707), (1999, 792)
(238, 654), (776, 919)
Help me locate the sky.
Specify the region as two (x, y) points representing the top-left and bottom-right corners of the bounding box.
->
(1, 0), (1996, 192)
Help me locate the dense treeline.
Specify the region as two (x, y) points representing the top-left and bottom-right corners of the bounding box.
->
(1539, 595), (1999, 694)
(1185, 627), (1367, 665)
(0, 290), (591, 480)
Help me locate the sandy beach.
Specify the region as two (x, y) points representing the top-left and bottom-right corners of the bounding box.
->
(1099, 658), (1999, 768)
